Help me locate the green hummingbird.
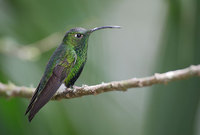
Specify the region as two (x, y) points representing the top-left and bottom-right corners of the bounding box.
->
(25, 26), (120, 122)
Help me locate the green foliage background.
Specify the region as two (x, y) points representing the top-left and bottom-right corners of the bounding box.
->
(0, 0), (200, 135)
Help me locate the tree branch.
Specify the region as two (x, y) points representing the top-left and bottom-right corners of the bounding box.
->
(0, 65), (200, 100)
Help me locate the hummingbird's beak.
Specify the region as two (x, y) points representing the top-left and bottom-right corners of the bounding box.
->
(89, 26), (121, 33)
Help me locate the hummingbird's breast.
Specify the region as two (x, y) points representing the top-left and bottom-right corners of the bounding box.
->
(64, 51), (87, 87)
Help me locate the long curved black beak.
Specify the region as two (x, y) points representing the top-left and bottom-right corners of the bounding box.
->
(90, 26), (121, 33)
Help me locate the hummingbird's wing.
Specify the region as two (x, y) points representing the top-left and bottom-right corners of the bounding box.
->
(26, 52), (77, 122)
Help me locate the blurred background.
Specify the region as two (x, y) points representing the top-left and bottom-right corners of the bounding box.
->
(0, 0), (200, 135)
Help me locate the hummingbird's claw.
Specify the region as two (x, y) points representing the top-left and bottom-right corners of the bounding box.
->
(72, 85), (81, 89)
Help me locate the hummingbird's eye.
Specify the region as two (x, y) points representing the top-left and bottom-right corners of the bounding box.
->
(75, 33), (83, 38)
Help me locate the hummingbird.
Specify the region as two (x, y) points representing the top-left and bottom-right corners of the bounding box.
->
(25, 26), (120, 122)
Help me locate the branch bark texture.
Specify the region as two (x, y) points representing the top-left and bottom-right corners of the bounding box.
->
(0, 65), (200, 100)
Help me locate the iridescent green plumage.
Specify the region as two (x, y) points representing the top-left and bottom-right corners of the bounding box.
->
(25, 26), (120, 122)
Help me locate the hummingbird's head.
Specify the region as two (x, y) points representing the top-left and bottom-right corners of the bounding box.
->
(63, 27), (89, 47)
(63, 26), (121, 50)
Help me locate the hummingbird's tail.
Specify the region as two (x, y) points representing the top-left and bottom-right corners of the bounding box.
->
(25, 85), (41, 115)
(26, 65), (67, 122)
(28, 76), (62, 122)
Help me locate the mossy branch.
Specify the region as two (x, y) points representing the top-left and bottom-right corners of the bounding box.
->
(0, 65), (200, 100)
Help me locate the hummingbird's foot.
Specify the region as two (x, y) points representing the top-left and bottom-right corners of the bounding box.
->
(72, 85), (81, 90)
